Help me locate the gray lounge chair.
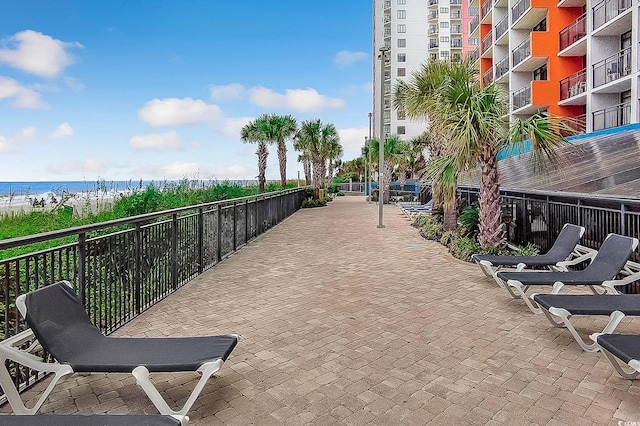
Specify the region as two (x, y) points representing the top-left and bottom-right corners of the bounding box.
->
(0, 414), (187, 426)
(472, 224), (593, 287)
(0, 281), (238, 416)
(592, 333), (640, 379)
(495, 233), (640, 313)
(532, 293), (640, 352)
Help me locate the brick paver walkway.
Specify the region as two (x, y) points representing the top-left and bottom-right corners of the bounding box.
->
(5, 196), (640, 425)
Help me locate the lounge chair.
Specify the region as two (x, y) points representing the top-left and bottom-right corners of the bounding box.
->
(495, 233), (640, 313)
(472, 224), (594, 287)
(0, 281), (238, 416)
(0, 414), (187, 426)
(532, 293), (640, 352)
(399, 199), (433, 219)
(592, 333), (640, 379)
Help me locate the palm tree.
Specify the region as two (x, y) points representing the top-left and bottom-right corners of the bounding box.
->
(370, 135), (406, 204)
(268, 114), (298, 189)
(295, 119), (334, 198)
(395, 57), (573, 247)
(240, 115), (271, 193)
(324, 137), (343, 182)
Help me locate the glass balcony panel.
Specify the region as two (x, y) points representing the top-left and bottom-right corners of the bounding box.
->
(481, 32), (493, 53)
(495, 15), (509, 39)
(512, 0), (531, 23)
(593, 0), (632, 29)
(592, 47), (632, 87)
(559, 14), (586, 51)
(512, 85), (531, 110)
(512, 37), (531, 67)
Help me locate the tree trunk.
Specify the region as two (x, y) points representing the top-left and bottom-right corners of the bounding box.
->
(277, 141), (287, 189)
(399, 166), (407, 190)
(311, 152), (324, 199)
(256, 143), (268, 193)
(443, 205), (458, 231)
(478, 155), (504, 247)
(303, 159), (312, 185)
(383, 161), (393, 204)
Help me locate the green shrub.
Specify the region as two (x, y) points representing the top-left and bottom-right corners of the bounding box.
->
(412, 213), (432, 228)
(420, 219), (443, 240)
(458, 205), (479, 238)
(449, 236), (481, 262)
(440, 230), (458, 246)
(516, 243), (539, 256)
(301, 198), (327, 208)
(336, 191), (345, 196)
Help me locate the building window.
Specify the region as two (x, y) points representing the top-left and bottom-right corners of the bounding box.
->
(533, 64), (547, 80)
(440, 51), (450, 58)
(397, 0), (406, 4)
(397, 10), (406, 19)
(440, 22), (449, 28)
(430, 53), (437, 60)
(397, 53), (406, 62)
(468, 37), (479, 45)
(397, 38), (406, 48)
(397, 67), (406, 76)
(440, 7), (449, 13)
(397, 24), (406, 33)
(440, 36), (450, 42)
(397, 126), (406, 134)
(532, 18), (546, 32)
(397, 108), (406, 120)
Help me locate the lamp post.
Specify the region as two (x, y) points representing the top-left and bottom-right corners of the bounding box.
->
(364, 136), (369, 202)
(368, 112), (372, 204)
(378, 46), (389, 229)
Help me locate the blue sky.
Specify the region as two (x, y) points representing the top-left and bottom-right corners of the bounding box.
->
(0, 1), (372, 182)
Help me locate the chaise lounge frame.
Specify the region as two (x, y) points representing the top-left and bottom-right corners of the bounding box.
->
(0, 281), (238, 417)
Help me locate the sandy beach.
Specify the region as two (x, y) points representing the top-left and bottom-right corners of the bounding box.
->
(0, 191), (121, 218)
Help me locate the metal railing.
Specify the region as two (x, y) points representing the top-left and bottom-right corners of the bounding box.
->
(495, 55), (510, 79)
(451, 24), (462, 34)
(512, 0), (530, 23)
(0, 187), (306, 400)
(483, 68), (494, 86)
(481, 32), (493, 53)
(470, 47), (480, 63)
(429, 25), (438, 34)
(451, 10), (462, 19)
(593, 102), (631, 131)
(512, 84), (531, 110)
(470, 15), (480, 33)
(559, 13), (586, 51)
(481, 0), (492, 19)
(430, 40), (440, 49)
(495, 14), (509, 40)
(452, 39), (463, 48)
(457, 186), (640, 264)
(560, 68), (587, 100)
(512, 37), (531, 67)
(593, 47), (632, 87)
(428, 10), (438, 19)
(593, 0), (632, 29)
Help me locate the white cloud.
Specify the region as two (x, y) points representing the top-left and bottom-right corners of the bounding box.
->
(249, 87), (344, 112)
(46, 158), (106, 175)
(0, 76), (46, 108)
(210, 83), (246, 101)
(50, 123), (73, 138)
(334, 51), (368, 67)
(338, 127), (369, 153)
(13, 127), (37, 140)
(222, 116), (253, 139)
(137, 98), (224, 126)
(0, 30), (82, 78)
(0, 136), (14, 153)
(129, 131), (181, 150)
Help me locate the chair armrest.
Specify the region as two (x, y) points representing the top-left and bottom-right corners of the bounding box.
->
(556, 245), (597, 268)
(600, 262), (640, 292)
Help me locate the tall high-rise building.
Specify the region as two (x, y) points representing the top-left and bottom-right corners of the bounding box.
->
(373, 0), (475, 143)
(471, 0), (638, 132)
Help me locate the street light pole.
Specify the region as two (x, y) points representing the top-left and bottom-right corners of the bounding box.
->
(378, 46), (389, 229)
(364, 136), (369, 203)
(368, 112), (372, 204)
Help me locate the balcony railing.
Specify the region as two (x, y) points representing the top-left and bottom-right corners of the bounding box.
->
(450, 0), (462, 4)
(470, 15), (480, 33)
(428, 10), (438, 19)
(560, 69), (587, 100)
(593, 47), (632, 87)
(429, 25), (438, 34)
(451, 10), (462, 19)
(482, 68), (494, 86)
(429, 0), (438, 5)
(593, 0), (632, 30)
(384, 29), (391, 37)
(384, 1), (391, 9)
(429, 41), (440, 49)
(481, 32), (493, 53)
(512, 37), (530, 67)
(469, 47), (480, 62)
(495, 15), (509, 39)
(481, 0), (492, 19)
(495, 55), (510, 79)
(559, 14), (586, 51)
(452, 39), (463, 48)
(593, 102), (631, 131)
(570, 114), (587, 134)
(451, 24), (462, 33)
(512, 85), (531, 110)
(512, 0), (530, 23)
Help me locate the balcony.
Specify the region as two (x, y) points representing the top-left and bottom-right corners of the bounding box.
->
(480, 0), (493, 22)
(429, 41), (440, 49)
(495, 55), (510, 80)
(451, 10), (463, 20)
(593, 47), (632, 88)
(428, 10), (439, 20)
(450, 0), (463, 4)
(511, 36), (547, 72)
(384, 0), (391, 9)
(429, 25), (439, 35)
(593, 0), (632, 30)
(512, 38), (530, 68)
(469, 46), (480, 63)
(482, 68), (494, 86)
(469, 15), (480, 36)
(429, 0), (438, 5)
(512, 0), (547, 29)
(512, 85), (531, 110)
(481, 32), (493, 57)
(559, 13), (586, 51)
(451, 24), (463, 34)
(495, 15), (509, 41)
(570, 114), (587, 134)
(593, 102), (631, 131)
(452, 39), (463, 49)
(559, 69), (587, 101)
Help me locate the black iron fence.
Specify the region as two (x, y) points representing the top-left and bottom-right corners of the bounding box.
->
(457, 186), (640, 259)
(0, 187), (305, 400)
